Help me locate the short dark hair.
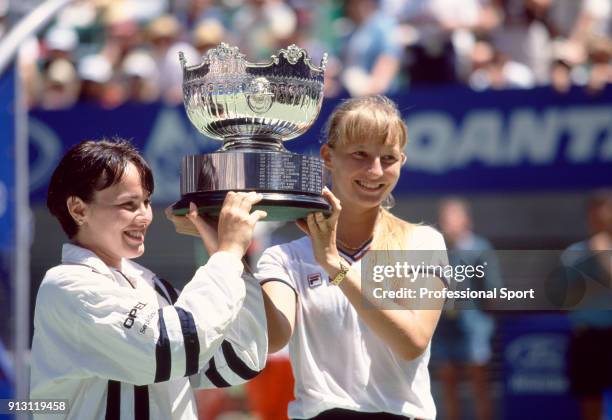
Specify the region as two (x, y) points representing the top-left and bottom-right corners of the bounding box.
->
(47, 139), (154, 238)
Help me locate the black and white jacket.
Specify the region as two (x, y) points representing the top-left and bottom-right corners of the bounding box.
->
(30, 243), (267, 419)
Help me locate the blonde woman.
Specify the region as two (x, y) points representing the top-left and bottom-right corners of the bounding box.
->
(256, 96), (447, 420)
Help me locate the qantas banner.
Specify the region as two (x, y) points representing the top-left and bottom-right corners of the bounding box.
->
(27, 85), (612, 204)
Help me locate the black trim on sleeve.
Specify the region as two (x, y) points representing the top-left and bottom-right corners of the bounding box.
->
(204, 357), (231, 388)
(175, 307), (200, 376)
(133, 385), (150, 420)
(221, 340), (260, 380)
(158, 277), (179, 304)
(105, 380), (120, 420)
(154, 308), (171, 383)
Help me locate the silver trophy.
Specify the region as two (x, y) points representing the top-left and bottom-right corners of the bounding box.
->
(172, 43), (331, 221)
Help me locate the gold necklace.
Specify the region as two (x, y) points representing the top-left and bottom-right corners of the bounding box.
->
(336, 236), (373, 251)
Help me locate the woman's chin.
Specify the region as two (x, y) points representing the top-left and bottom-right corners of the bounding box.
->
(123, 244), (145, 260)
(347, 198), (384, 213)
(351, 190), (387, 208)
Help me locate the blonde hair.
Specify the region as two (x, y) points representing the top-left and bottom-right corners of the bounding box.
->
(325, 95), (414, 251)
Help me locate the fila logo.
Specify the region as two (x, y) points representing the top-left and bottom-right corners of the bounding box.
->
(307, 273), (322, 288)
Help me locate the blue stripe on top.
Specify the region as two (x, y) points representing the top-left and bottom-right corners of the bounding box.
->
(204, 357), (231, 388)
(105, 380), (120, 420)
(175, 307), (200, 376)
(134, 385), (149, 420)
(154, 282), (172, 305)
(221, 340), (259, 380)
(154, 308), (171, 383)
(158, 277), (178, 304)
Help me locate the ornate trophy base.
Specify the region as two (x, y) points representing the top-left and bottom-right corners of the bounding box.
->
(172, 149), (332, 222)
(173, 191), (330, 221)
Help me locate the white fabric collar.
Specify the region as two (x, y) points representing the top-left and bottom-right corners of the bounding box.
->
(61, 243), (156, 286)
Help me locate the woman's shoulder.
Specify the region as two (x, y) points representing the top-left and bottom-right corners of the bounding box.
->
(36, 264), (99, 314)
(43, 263), (97, 286)
(385, 213), (442, 241)
(264, 235), (312, 257)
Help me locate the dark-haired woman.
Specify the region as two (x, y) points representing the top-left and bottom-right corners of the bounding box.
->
(30, 139), (268, 419)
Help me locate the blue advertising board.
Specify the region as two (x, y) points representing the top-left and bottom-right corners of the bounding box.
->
(27, 85), (612, 205)
(501, 315), (580, 420)
(0, 64), (16, 406)
(0, 66), (16, 252)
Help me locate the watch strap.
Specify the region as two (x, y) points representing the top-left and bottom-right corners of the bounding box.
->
(329, 259), (349, 286)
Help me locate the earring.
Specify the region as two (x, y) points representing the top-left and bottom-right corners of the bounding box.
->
(382, 193), (396, 210)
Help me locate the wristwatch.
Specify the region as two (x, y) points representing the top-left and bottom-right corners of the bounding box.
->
(329, 259), (349, 286)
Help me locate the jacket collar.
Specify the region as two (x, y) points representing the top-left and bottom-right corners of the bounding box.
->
(61, 243), (155, 285)
(62, 243), (115, 278)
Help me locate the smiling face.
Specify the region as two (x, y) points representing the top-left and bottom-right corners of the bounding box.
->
(323, 96), (407, 213)
(323, 140), (404, 211)
(71, 162), (153, 268)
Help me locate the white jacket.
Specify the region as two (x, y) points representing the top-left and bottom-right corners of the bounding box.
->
(30, 243), (267, 420)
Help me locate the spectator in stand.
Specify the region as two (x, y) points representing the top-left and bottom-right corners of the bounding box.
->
(272, 3), (327, 62)
(231, 0), (298, 61)
(26, 26), (78, 109)
(121, 50), (161, 104)
(192, 19), (227, 57)
(490, 0), (553, 84)
(568, 0), (611, 41)
(43, 26), (79, 66)
(340, 0), (402, 96)
(545, 0), (583, 40)
(584, 35), (612, 94)
(25, 0), (609, 108)
(549, 47), (575, 94)
(99, 10), (143, 74)
(392, 0), (499, 86)
(77, 54), (123, 109)
(544, 0), (612, 94)
(146, 15), (199, 105)
(175, 0), (228, 32)
(40, 59), (80, 110)
(468, 40), (536, 89)
(274, 3), (341, 97)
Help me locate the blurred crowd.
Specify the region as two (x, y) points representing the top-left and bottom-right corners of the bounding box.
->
(3, 0), (611, 110)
